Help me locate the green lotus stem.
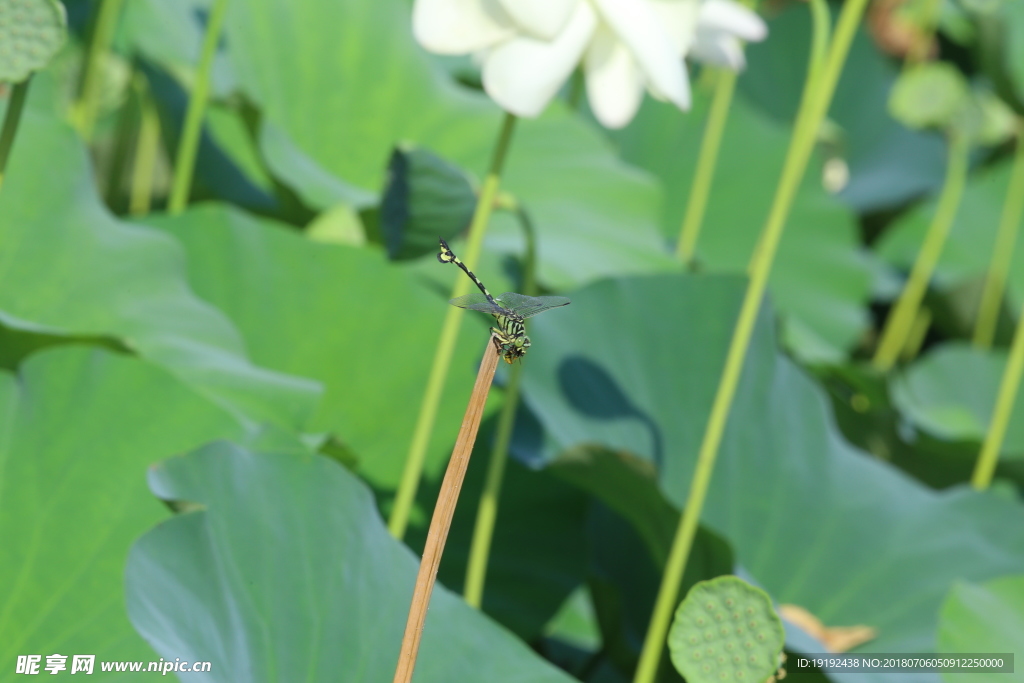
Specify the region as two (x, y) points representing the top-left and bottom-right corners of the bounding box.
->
(76, 0), (126, 141)
(901, 306), (932, 362)
(973, 296), (1024, 489)
(676, 69), (738, 265)
(463, 203), (536, 608)
(130, 77), (162, 216)
(677, 0), (771, 266)
(807, 0), (831, 87)
(167, 0), (230, 215)
(873, 131), (970, 372)
(105, 85), (139, 209)
(0, 76), (31, 191)
(632, 0), (871, 679)
(973, 128), (1024, 349)
(388, 113), (517, 540)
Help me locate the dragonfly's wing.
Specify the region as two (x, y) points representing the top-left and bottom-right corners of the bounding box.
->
(495, 292), (571, 319)
(449, 292), (509, 315)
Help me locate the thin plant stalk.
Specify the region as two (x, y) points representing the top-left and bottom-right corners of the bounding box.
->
(392, 338), (500, 683)
(167, 0), (230, 215)
(463, 204), (537, 608)
(873, 131), (970, 372)
(632, 0), (870, 679)
(104, 81), (139, 209)
(807, 0), (832, 87)
(75, 0), (124, 141)
(972, 297), (1024, 489)
(901, 306), (932, 361)
(676, 0), (783, 267)
(973, 127), (1024, 349)
(0, 76), (32, 191)
(76, 0), (126, 141)
(388, 113), (517, 540)
(746, 0), (829, 278)
(129, 76), (162, 216)
(676, 69), (738, 264)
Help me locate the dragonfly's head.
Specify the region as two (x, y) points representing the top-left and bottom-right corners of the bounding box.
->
(510, 334), (531, 363)
(498, 333), (530, 364)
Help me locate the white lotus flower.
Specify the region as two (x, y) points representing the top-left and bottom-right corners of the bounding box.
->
(413, 0), (767, 128)
(690, 0), (768, 70)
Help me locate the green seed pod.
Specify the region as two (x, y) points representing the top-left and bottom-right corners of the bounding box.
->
(668, 576), (785, 683)
(0, 0), (66, 82)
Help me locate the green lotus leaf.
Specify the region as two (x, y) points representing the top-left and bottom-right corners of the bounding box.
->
(892, 342), (1024, 458)
(0, 346), (285, 680)
(125, 441), (577, 683)
(938, 575), (1024, 683)
(139, 203), (487, 490)
(0, 73), (319, 438)
(514, 273), (1024, 653)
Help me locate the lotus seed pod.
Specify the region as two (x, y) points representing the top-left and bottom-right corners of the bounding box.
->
(0, 0), (66, 82)
(668, 576), (785, 683)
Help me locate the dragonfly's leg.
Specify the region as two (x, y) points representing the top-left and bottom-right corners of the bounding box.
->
(489, 327), (504, 353)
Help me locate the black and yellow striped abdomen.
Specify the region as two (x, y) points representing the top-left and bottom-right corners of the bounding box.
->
(437, 238), (496, 304)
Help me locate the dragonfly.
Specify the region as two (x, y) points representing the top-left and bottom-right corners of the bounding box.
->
(437, 237), (570, 363)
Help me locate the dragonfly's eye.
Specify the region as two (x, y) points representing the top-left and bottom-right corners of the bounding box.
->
(520, 335), (531, 349)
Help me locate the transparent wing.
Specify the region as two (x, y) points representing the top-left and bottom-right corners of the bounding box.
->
(448, 292), (510, 316)
(494, 292), (571, 319)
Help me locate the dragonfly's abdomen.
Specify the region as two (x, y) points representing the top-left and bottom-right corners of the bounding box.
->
(438, 238), (496, 304)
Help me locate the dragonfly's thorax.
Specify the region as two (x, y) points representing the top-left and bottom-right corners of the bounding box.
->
(492, 315), (530, 363)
